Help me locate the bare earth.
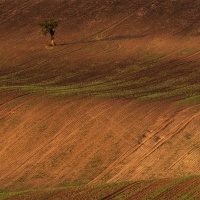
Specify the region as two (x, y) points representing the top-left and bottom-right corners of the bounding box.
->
(0, 0), (200, 199)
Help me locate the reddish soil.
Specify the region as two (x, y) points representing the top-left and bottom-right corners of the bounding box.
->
(3, 176), (200, 199)
(0, 93), (199, 190)
(153, 176), (200, 200)
(0, 0), (200, 195)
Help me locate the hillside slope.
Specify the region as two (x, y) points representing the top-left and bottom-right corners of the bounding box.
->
(1, 176), (200, 200)
(0, 92), (199, 190)
(0, 0), (200, 194)
(0, 0), (200, 101)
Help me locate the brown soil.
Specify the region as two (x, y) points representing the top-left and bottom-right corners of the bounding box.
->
(0, 0), (200, 194)
(0, 1), (200, 102)
(3, 176), (200, 199)
(0, 93), (199, 190)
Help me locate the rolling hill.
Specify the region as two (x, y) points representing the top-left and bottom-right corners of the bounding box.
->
(0, 0), (200, 199)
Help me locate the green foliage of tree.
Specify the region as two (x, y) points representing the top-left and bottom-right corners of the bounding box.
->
(39, 19), (58, 46)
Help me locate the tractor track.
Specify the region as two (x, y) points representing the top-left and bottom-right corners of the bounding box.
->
(126, 179), (172, 200)
(110, 108), (200, 182)
(89, 105), (200, 184)
(101, 181), (145, 200)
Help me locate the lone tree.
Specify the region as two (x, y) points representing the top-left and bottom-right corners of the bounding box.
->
(39, 19), (58, 46)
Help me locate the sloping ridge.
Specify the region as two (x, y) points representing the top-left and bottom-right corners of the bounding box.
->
(0, 0), (200, 192)
(1, 0), (200, 35)
(0, 92), (199, 190)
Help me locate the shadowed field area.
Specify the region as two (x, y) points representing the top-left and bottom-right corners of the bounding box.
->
(0, 0), (200, 199)
(0, 1), (200, 102)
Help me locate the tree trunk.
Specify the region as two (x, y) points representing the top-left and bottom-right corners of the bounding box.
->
(51, 34), (55, 46)
(51, 39), (55, 46)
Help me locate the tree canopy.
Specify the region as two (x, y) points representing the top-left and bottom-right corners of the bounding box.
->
(38, 19), (58, 36)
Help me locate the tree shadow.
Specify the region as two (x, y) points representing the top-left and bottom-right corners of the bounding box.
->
(57, 34), (148, 46)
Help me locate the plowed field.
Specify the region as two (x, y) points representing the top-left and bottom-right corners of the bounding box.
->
(0, 0), (200, 199)
(1, 176), (200, 200)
